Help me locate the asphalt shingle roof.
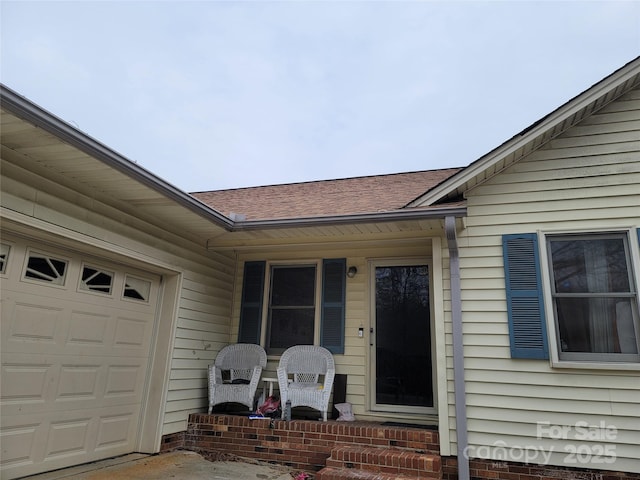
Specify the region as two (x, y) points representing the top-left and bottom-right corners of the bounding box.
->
(191, 168), (462, 221)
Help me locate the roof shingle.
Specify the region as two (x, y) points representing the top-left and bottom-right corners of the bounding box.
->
(191, 168), (462, 221)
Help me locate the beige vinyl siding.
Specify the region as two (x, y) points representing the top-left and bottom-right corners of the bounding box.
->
(452, 87), (640, 472)
(163, 262), (234, 435)
(1, 162), (235, 440)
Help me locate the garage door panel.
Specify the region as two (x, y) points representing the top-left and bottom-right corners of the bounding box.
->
(1, 361), (52, 405)
(0, 421), (40, 469)
(45, 417), (92, 458)
(1, 354), (149, 416)
(56, 364), (102, 400)
(67, 310), (111, 346)
(95, 413), (136, 451)
(2, 295), (154, 357)
(1, 235), (160, 479)
(2, 404), (140, 476)
(1, 297), (64, 345)
(113, 315), (152, 349)
(104, 363), (146, 398)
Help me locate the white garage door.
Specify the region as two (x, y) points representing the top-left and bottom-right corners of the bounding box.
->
(1, 234), (160, 479)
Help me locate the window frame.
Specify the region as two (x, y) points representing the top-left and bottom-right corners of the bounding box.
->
(122, 274), (153, 303)
(78, 262), (115, 296)
(260, 258), (322, 356)
(21, 248), (70, 288)
(0, 242), (12, 275)
(539, 228), (640, 369)
(261, 260), (323, 355)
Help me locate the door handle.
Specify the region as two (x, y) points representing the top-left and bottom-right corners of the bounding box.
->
(369, 327), (374, 346)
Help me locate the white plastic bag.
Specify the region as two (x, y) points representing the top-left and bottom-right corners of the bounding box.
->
(335, 402), (355, 421)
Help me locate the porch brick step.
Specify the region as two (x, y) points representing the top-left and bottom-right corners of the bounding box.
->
(329, 423), (440, 454)
(316, 466), (424, 480)
(320, 445), (442, 479)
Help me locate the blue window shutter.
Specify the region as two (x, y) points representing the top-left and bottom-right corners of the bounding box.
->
(321, 258), (346, 354)
(238, 261), (265, 344)
(502, 234), (549, 359)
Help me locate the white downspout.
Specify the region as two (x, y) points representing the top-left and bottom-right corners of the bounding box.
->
(445, 216), (470, 480)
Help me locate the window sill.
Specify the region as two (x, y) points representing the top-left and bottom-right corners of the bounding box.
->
(551, 359), (640, 371)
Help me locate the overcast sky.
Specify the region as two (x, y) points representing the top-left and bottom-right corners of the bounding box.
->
(2, 1), (639, 192)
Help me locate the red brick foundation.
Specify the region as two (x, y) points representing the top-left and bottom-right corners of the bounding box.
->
(182, 413), (439, 472)
(160, 415), (639, 480)
(159, 430), (185, 452)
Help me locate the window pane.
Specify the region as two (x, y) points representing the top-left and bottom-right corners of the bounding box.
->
(271, 266), (315, 306)
(268, 308), (315, 349)
(550, 237), (630, 293)
(24, 253), (67, 285)
(0, 243), (10, 274)
(548, 234), (639, 361)
(80, 265), (114, 294)
(123, 275), (151, 302)
(267, 265), (316, 352)
(556, 297), (638, 354)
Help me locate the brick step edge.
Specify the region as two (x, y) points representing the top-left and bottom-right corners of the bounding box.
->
(327, 446), (441, 472)
(317, 466), (438, 480)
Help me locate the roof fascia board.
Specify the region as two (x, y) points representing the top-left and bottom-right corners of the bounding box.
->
(408, 56), (640, 207)
(1, 84), (234, 230)
(1, 85), (466, 233)
(230, 206), (467, 231)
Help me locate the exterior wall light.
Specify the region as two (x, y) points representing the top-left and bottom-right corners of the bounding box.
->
(347, 266), (358, 278)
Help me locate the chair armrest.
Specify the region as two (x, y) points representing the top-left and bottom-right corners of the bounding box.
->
(249, 365), (263, 389)
(277, 367), (289, 392)
(209, 365), (224, 385)
(323, 368), (336, 392)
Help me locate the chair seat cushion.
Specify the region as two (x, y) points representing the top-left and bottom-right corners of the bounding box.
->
(289, 382), (324, 391)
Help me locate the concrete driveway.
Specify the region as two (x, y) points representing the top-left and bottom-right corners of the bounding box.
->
(25, 451), (300, 480)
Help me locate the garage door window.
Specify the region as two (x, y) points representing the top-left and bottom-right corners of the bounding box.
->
(123, 275), (151, 302)
(80, 265), (114, 294)
(24, 251), (68, 285)
(0, 243), (9, 274)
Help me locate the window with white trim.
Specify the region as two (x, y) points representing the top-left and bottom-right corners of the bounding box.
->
(80, 264), (114, 295)
(24, 251), (68, 286)
(123, 275), (151, 302)
(266, 264), (317, 353)
(546, 232), (640, 362)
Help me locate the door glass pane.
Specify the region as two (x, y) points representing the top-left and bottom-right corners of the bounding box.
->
(375, 265), (432, 407)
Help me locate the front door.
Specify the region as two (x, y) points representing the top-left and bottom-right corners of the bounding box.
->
(371, 262), (434, 413)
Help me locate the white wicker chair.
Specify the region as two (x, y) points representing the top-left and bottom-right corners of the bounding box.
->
(277, 345), (335, 421)
(208, 343), (267, 414)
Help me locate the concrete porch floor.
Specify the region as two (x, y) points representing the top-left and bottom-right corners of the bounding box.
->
(23, 451), (299, 480)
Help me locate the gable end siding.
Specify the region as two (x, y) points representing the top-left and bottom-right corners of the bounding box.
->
(455, 86), (640, 474)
